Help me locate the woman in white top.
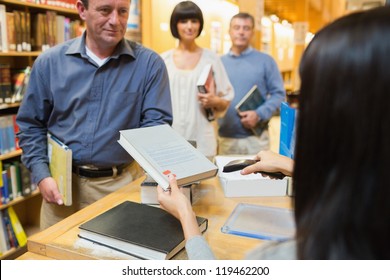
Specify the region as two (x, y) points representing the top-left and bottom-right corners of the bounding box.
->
(161, 1), (234, 159)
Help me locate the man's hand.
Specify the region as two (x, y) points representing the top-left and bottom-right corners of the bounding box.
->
(38, 177), (64, 205)
(239, 110), (260, 129)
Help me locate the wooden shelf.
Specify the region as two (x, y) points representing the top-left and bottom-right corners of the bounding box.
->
(0, 51), (41, 57)
(0, 102), (20, 110)
(0, 189), (40, 211)
(0, 0), (78, 15)
(0, 149), (22, 161)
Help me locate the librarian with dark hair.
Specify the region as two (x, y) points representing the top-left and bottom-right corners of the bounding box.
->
(158, 6), (390, 259)
(16, 0), (173, 230)
(218, 12), (285, 155)
(160, 1), (233, 159)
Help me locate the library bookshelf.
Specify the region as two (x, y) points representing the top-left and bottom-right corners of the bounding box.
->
(0, 0), (81, 259)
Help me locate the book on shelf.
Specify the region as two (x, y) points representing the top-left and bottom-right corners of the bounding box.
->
(215, 155), (288, 197)
(0, 209), (11, 255)
(0, 4), (8, 53)
(12, 66), (31, 104)
(117, 124), (218, 190)
(78, 200), (208, 260)
(0, 64), (12, 104)
(140, 173), (197, 205)
(6, 12), (16, 52)
(196, 63), (215, 122)
(7, 206), (27, 247)
(2, 207), (18, 248)
(235, 85), (268, 136)
(221, 203), (295, 241)
(47, 133), (72, 206)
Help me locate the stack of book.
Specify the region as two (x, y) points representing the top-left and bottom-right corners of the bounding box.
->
(78, 201), (208, 260)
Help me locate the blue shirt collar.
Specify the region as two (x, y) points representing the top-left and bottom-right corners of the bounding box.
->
(66, 31), (136, 60)
(227, 46), (253, 57)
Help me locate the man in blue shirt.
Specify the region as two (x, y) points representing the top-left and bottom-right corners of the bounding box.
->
(16, 0), (173, 229)
(219, 13), (285, 155)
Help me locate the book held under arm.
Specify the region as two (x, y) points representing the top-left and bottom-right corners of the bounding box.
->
(47, 133), (72, 206)
(196, 63), (215, 121)
(118, 124), (218, 190)
(235, 85), (268, 136)
(78, 201), (208, 260)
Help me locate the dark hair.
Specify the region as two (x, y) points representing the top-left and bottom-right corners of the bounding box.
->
(230, 12), (255, 28)
(293, 6), (390, 259)
(81, 0), (88, 9)
(170, 1), (204, 39)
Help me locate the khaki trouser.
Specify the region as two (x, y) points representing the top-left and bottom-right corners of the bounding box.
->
(218, 130), (270, 156)
(40, 162), (143, 230)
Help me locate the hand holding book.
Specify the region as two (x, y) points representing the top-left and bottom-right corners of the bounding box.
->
(157, 174), (203, 241)
(197, 64), (216, 122)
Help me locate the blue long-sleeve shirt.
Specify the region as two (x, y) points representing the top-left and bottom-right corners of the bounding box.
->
(16, 33), (173, 184)
(219, 47), (285, 138)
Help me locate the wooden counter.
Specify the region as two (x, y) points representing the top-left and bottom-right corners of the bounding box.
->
(26, 176), (292, 260)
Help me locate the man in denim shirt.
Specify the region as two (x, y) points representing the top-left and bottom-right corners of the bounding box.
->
(16, 0), (172, 229)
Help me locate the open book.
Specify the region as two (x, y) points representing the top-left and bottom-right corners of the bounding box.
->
(47, 133), (72, 206)
(235, 85), (268, 136)
(118, 124), (218, 190)
(78, 201), (208, 260)
(196, 63), (215, 121)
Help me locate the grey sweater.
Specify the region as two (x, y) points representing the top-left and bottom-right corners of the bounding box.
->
(185, 235), (297, 260)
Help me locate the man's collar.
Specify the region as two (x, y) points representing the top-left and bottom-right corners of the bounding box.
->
(66, 31), (136, 60)
(228, 46), (253, 57)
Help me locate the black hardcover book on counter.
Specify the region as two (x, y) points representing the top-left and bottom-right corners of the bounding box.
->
(78, 201), (208, 260)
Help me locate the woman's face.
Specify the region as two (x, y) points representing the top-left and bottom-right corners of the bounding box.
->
(177, 18), (200, 41)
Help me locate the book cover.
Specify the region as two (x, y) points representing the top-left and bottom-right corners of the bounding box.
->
(235, 85), (268, 136)
(19, 162), (32, 196)
(78, 201), (208, 260)
(0, 4), (8, 53)
(118, 124), (218, 190)
(0, 210), (11, 255)
(2, 208), (18, 248)
(196, 63), (215, 121)
(215, 155), (288, 197)
(221, 203), (295, 241)
(6, 12), (16, 51)
(7, 206), (27, 247)
(47, 133), (72, 206)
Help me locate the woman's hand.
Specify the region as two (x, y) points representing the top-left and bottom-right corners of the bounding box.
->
(241, 150), (294, 177)
(157, 175), (201, 240)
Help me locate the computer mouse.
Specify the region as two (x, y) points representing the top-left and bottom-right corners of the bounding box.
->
(222, 159), (286, 179)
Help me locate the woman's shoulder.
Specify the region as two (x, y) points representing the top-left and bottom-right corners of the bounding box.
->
(201, 48), (221, 60)
(160, 49), (174, 60)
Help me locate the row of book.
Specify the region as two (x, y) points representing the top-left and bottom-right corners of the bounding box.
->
(25, 0), (76, 10)
(0, 64), (30, 105)
(0, 160), (36, 206)
(0, 114), (20, 155)
(0, 5), (84, 53)
(0, 206), (28, 257)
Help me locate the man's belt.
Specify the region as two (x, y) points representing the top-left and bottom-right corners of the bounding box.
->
(72, 164), (130, 178)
